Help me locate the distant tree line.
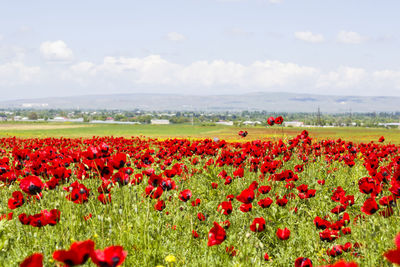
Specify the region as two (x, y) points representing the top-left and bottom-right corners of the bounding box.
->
(1, 108), (400, 127)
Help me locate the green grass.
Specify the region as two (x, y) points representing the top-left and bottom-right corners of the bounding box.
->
(1, 122), (400, 143)
(0, 146), (398, 266)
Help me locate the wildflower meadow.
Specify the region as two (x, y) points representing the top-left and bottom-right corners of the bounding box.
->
(0, 117), (399, 266)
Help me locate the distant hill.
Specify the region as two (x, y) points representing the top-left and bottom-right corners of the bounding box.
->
(0, 92), (399, 113)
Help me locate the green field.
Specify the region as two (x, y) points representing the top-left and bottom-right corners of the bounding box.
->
(0, 122), (399, 143)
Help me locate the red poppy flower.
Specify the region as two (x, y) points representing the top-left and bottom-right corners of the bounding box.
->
(319, 229), (339, 242)
(225, 246), (238, 257)
(226, 194), (235, 201)
(224, 176), (233, 185)
(358, 177), (376, 194)
(294, 165), (304, 173)
(0, 212), (12, 221)
(18, 213), (30, 225)
(221, 220), (231, 229)
(239, 203), (252, 212)
(130, 173), (143, 185)
(145, 185), (164, 199)
(379, 136), (385, 142)
(384, 232), (400, 265)
(236, 188), (255, 204)
(154, 200), (166, 211)
(257, 198), (273, 208)
(191, 198), (201, 207)
(361, 197), (379, 215)
(233, 167), (244, 178)
(192, 230), (199, 238)
(110, 153), (127, 169)
(111, 171), (131, 186)
(238, 131), (248, 137)
(207, 222), (226, 246)
(379, 195), (394, 206)
(53, 240), (95, 266)
(179, 189), (192, 202)
(267, 117), (275, 126)
(20, 176), (44, 195)
(264, 252), (270, 261)
(275, 116), (283, 124)
(295, 257), (313, 267)
(258, 185), (271, 194)
(342, 242), (352, 252)
(250, 217), (266, 232)
(211, 182), (218, 189)
(331, 205), (346, 214)
(197, 213), (206, 221)
(41, 209), (61, 226)
(20, 253), (43, 267)
(18, 209), (61, 227)
(276, 197), (288, 207)
(90, 246), (127, 267)
(320, 260), (358, 267)
(8, 191), (24, 209)
(65, 182), (90, 204)
(327, 245), (343, 257)
(276, 227), (290, 240)
(217, 201), (233, 215)
(341, 227), (351, 235)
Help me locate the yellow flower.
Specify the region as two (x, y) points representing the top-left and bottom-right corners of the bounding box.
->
(165, 255), (176, 263)
(317, 248), (325, 257)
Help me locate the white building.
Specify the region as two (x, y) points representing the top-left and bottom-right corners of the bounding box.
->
(52, 117), (67, 122)
(215, 121), (234, 126)
(283, 121), (304, 127)
(151, 119), (170, 125)
(243, 121), (262, 126)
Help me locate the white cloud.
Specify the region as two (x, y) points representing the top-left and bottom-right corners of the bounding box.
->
(337, 31), (367, 44)
(317, 67), (366, 89)
(65, 56), (318, 90)
(0, 61), (40, 86)
(373, 70), (400, 89)
(166, 32), (186, 42)
(179, 60), (246, 86)
(268, 0), (283, 3)
(0, 45), (26, 62)
(70, 61), (95, 73)
(4, 54), (400, 97)
(295, 31), (324, 43)
(40, 40), (73, 61)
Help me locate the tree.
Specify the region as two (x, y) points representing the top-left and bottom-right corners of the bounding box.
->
(28, 112), (38, 120)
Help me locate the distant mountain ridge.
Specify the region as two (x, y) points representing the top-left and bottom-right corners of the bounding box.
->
(0, 92), (399, 113)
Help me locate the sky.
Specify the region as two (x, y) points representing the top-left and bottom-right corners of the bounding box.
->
(0, 0), (400, 100)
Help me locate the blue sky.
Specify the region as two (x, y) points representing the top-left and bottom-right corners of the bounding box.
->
(1, 0), (399, 99)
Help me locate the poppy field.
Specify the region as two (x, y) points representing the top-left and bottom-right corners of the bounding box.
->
(1, 122), (400, 266)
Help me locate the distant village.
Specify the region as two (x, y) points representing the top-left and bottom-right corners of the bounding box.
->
(1, 109), (400, 128)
